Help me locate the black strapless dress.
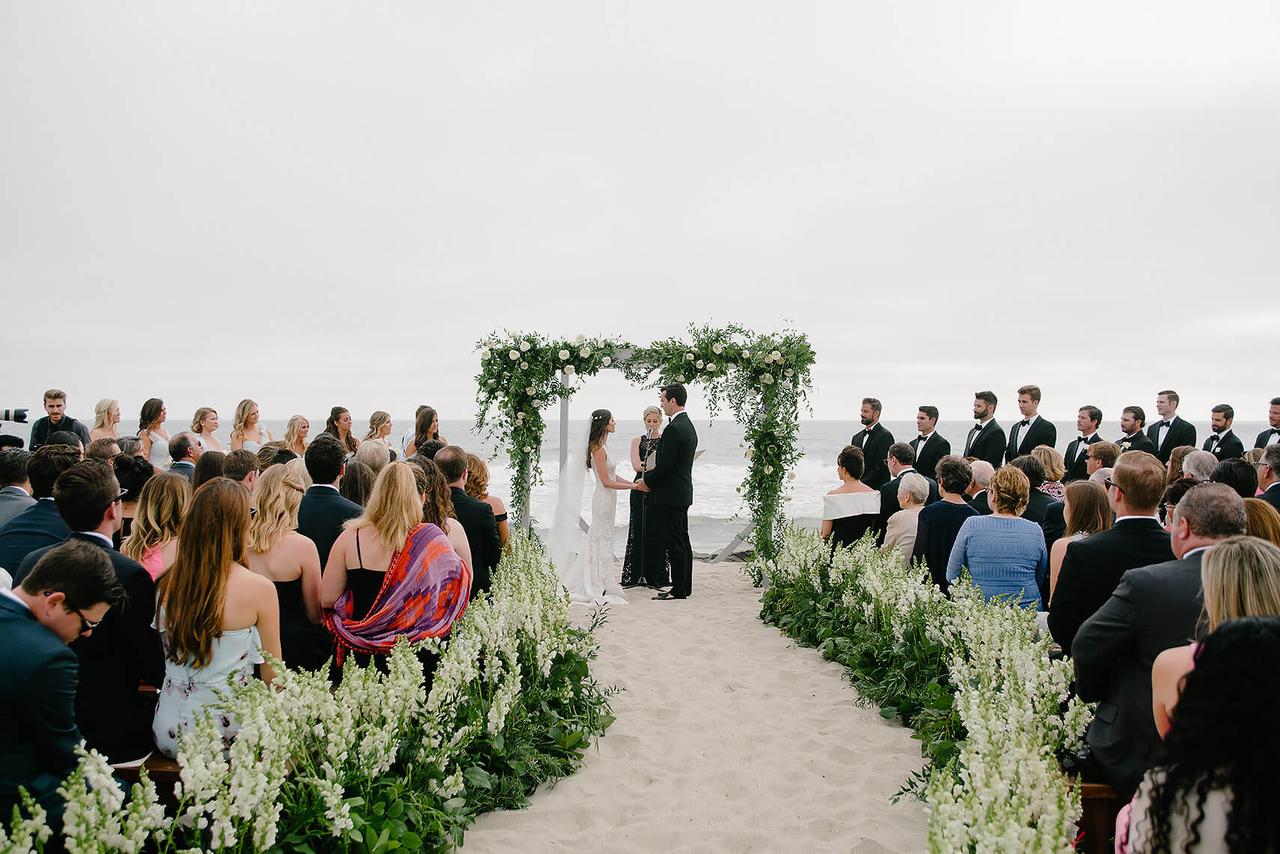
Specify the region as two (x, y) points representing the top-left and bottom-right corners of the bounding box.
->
(273, 577), (333, 672)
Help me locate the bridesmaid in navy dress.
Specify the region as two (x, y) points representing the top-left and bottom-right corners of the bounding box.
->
(623, 407), (670, 588)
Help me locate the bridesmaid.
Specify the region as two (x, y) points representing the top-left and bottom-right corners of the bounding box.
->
(136, 398), (170, 473)
(191, 407), (225, 452)
(324, 406), (360, 455)
(364, 411), (393, 444)
(622, 406), (669, 588)
(282, 415), (310, 457)
(230, 399), (273, 452)
(90, 399), (121, 443)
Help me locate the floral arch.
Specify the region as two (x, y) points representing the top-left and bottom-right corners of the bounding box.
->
(473, 324), (815, 560)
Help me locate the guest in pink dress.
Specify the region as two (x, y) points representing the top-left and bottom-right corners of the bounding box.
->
(121, 473), (191, 581)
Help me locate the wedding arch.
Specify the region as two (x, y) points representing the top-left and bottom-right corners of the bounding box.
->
(473, 324), (815, 561)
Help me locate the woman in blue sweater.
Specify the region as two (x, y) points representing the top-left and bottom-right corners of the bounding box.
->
(946, 465), (1048, 609)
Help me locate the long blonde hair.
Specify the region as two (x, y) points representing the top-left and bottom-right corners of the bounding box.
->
(283, 415), (308, 453)
(231, 399), (258, 442)
(365, 411), (391, 441)
(248, 464), (307, 553)
(122, 474), (191, 561)
(93, 398), (119, 430)
(1202, 535), (1280, 631)
(345, 461), (422, 549)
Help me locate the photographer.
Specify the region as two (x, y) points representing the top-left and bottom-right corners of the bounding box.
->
(28, 390), (91, 452)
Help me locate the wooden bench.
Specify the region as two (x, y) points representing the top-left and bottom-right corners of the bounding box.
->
(1073, 779), (1127, 854)
(115, 752), (182, 786)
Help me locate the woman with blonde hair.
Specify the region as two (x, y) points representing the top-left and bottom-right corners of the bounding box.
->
(365, 411), (393, 443)
(152, 479), (281, 758)
(190, 407), (225, 452)
(229, 399), (273, 453)
(282, 415), (309, 457)
(245, 464), (328, 671)
(1245, 497), (1280, 547)
(622, 406), (666, 587)
(89, 398), (120, 443)
(1048, 480), (1113, 601)
(122, 473), (191, 580)
(1031, 445), (1067, 501)
(946, 465), (1048, 609)
(465, 453), (509, 552)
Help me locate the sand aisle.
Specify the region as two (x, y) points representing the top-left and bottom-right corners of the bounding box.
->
(463, 562), (926, 852)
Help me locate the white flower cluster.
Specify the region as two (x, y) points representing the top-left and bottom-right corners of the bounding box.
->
(58, 745), (168, 854)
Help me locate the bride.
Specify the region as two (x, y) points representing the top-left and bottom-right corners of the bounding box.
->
(549, 409), (636, 605)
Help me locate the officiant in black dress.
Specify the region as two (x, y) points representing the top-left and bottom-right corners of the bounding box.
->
(622, 406), (670, 588)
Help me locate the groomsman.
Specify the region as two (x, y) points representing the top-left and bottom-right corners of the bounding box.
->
(1148, 390), (1197, 464)
(850, 398), (894, 489)
(911, 406), (950, 480)
(1253, 397), (1280, 449)
(1116, 407), (1156, 454)
(1005, 385), (1057, 463)
(964, 391), (1006, 470)
(1064, 406), (1104, 482)
(1203, 404), (1245, 461)
(876, 442), (940, 538)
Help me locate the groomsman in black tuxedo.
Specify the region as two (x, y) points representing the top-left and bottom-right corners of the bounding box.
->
(876, 442), (940, 538)
(1116, 406), (1156, 455)
(1253, 397), (1280, 449)
(1005, 385), (1057, 463)
(963, 391), (1006, 470)
(1203, 404), (1245, 461)
(911, 406), (950, 480)
(1064, 406), (1104, 482)
(850, 398), (894, 489)
(1148, 390), (1196, 464)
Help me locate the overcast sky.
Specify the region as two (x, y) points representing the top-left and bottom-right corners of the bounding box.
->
(2, 2), (1277, 427)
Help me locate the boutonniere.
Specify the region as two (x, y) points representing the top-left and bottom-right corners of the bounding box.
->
(1119, 441), (1132, 451)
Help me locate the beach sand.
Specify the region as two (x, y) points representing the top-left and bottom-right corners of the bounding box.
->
(462, 562), (926, 852)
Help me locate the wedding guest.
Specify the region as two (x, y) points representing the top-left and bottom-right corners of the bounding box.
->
(0, 540), (123, 831)
(1244, 499), (1280, 546)
(965, 460), (995, 514)
(1086, 441), (1120, 481)
(910, 405), (950, 482)
(0, 445), (78, 573)
(0, 450), (35, 529)
(1165, 444), (1194, 483)
(877, 442), (939, 537)
(44, 430), (84, 457)
(945, 465), (1047, 609)
(339, 460), (374, 507)
(112, 453), (154, 538)
(882, 473), (928, 560)
(1203, 403), (1244, 461)
(1253, 396), (1280, 448)
(1259, 444), (1280, 512)
(410, 458), (473, 568)
(153, 479), (281, 758)
(167, 432), (201, 481)
(465, 453), (510, 554)
(229, 399), (272, 453)
(365, 411), (393, 444)
(1158, 477), (1199, 531)
(1210, 457), (1259, 499)
(912, 456), (978, 592)
(28, 390), (91, 452)
(116, 436), (140, 457)
(1072, 482), (1246, 797)
(354, 438), (391, 474)
(298, 434), (362, 566)
(1030, 445), (1067, 501)
(190, 407), (225, 453)
(1244, 447), (1266, 464)
(624, 406), (667, 587)
(403, 406), (446, 459)
(1006, 455), (1063, 547)
(1005, 385), (1056, 463)
(223, 449), (261, 495)
(324, 406), (360, 455)
(0, 437), (21, 452)
(122, 473), (190, 581)
(246, 465), (327, 672)
(414, 440), (445, 461)
(1180, 449), (1217, 482)
(1046, 480), (1111, 603)
(820, 446), (881, 549)
(963, 391), (1007, 470)
(192, 450), (225, 489)
(1148, 389), (1196, 465)
(436, 446), (500, 597)
(85, 438), (120, 461)
(284, 456), (311, 489)
(136, 398), (170, 473)
(282, 415), (310, 457)
(850, 398), (894, 489)
(1048, 451), (1171, 651)
(256, 442), (290, 471)
(1116, 406), (1156, 454)
(1063, 406), (1104, 483)
(88, 398), (120, 443)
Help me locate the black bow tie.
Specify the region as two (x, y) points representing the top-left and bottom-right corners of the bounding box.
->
(1019, 420), (1030, 427)
(918, 434), (928, 442)
(1160, 421), (1172, 428)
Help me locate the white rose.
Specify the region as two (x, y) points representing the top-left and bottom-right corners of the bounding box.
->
(601, 356), (612, 366)
(520, 341), (531, 352)
(523, 446), (532, 453)
(745, 448), (754, 459)
(785, 368), (794, 377)
(533, 399), (542, 407)
(743, 350), (751, 359)
(480, 348), (491, 359)
(574, 335), (585, 344)
(564, 364), (576, 375)
(706, 362), (716, 371)
(695, 360), (704, 369)
(685, 352), (695, 361)
(762, 373), (774, 384)
(520, 361), (528, 369)
(771, 350), (782, 361)
(516, 412), (525, 421)
(579, 347), (591, 357)
(526, 386), (534, 394)
(782, 379), (793, 389)
(509, 350), (519, 360)
(712, 343), (723, 354)
(558, 349), (570, 360)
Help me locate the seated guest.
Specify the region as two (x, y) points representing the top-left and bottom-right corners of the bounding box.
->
(1089, 467), (1114, 487)
(282, 415), (310, 458)
(1064, 405), (1104, 483)
(910, 405), (950, 484)
(946, 466), (1047, 609)
(437, 447), (499, 597)
(284, 456), (311, 489)
(190, 407), (225, 453)
(323, 406), (360, 455)
(1158, 477), (1200, 532)
(1116, 406), (1156, 454)
(255, 442), (291, 471)
(0, 450), (35, 529)
(45, 430), (85, 458)
(192, 450), (225, 489)
(1085, 441), (1120, 482)
(1047, 480), (1112, 603)
(167, 432), (202, 481)
(339, 459), (374, 507)
(465, 453), (510, 552)
(0, 445), (79, 573)
(912, 456), (978, 593)
(246, 465), (328, 671)
(965, 460), (995, 514)
(1244, 498), (1280, 546)
(1164, 445), (1194, 483)
(298, 434), (363, 567)
(820, 446), (881, 549)
(85, 438), (121, 461)
(413, 439), (446, 462)
(410, 458), (473, 567)
(1049, 452), (1171, 652)
(1031, 445), (1066, 501)
(1210, 457), (1259, 499)
(1073, 483), (1247, 797)
(229, 399), (272, 453)
(28, 389), (92, 451)
(1258, 445), (1280, 512)
(122, 474), (191, 580)
(153, 479), (281, 758)
(1124, 617), (1280, 851)
(115, 436), (140, 457)
(223, 449), (261, 495)
(89, 398), (120, 443)
(882, 472), (928, 560)
(321, 462), (471, 677)
(0, 436), (22, 451)
(112, 453), (154, 538)
(1180, 449), (1217, 482)
(354, 439), (391, 475)
(15, 460), (166, 763)
(1203, 403), (1245, 461)
(876, 442), (939, 538)
(1007, 455), (1064, 551)
(0, 541), (123, 831)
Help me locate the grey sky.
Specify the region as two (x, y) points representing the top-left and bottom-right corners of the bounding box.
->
(3, 2), (1278, 426)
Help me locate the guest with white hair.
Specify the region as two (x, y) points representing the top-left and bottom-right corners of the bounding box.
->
(1180, 449), (1217, 482)
(882, 472), (929, 559)
(966, 459), (995, 514)
(354, 439), (392, 475)
(89, 399), (120, 443)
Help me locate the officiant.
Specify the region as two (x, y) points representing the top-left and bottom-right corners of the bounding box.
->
(622, 406), (670, 588)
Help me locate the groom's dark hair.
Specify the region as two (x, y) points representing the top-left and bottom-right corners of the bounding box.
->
(661, 384), (687, 407)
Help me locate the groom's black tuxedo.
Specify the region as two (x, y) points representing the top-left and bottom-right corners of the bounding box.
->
(644, 411), (697, 598)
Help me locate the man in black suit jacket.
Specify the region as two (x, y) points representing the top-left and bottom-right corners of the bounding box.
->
(850, 397), (894, 489)
(1148, 390), (1196, 465)
(1115, 406), (1156, 455)
(963, 391), (1006, 470)
(1259, 445), (1280, 513)
(876, 442), (940, 539)
(1063, 406), (1104, 483)
(910, 406), (950, 481)
(435, 446), (501, 597)
(1005, 385), (1057, 463)
(1049, 452), (1174, 652)
(964, 460), (995, 514)
(0, 444), (79, 574)
(27, 390), (92, 452)
(14, 460), (165, 763)
(1203, 403), (1245, 461)
(1072, 483), (1246, 797)
(1252, 397), (1280, 449)
(299, 435), (363, 568)
(639, 384), (697, 600)
(0, 450), (35, 530)
(1, 540), (124, 830)
(167, 432), (201, 481)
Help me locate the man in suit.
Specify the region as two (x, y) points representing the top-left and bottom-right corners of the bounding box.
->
(1258, 445), (1280, 512)
(1048, 451), (1172, 652)
(1, 540), (124, 831)
(1253, 397), (1280, 449)
(1007, 455), (1065, 549)
(850, 398), (894, 489)
(1072, 483), (1246, 797)
(965, 460), (994, 514)
(1116, 406), (1156, 454)
(1063, 406), (1104, 483)
(167, 432), (202, 481)
(299, 434), (363, 568)
(27, 389), (91, 452)
(876, 442), (940, 539)
(911, 406), (950, 481)
(0, 450), (35, 529)
(1085, 441), (1120, 482)
(1148, 390), (1196, 464)
(1203, 403), (1245, 461)
(435, 445), (501, 597)
(0, 445), (79, 574)
(1005, 385), (1057, 463)
(223, 449), (261, 495)
(638, 384), (697, 600)
(14, 460), (165, 763)
(963, 391), (1006, 470)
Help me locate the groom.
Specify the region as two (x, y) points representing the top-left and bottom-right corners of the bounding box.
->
(636, 383), (697, 600)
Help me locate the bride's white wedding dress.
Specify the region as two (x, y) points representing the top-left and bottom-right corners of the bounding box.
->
(560, 451), (628, 606)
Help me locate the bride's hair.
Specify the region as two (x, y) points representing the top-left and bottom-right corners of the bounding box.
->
(586, 409), (612, 469)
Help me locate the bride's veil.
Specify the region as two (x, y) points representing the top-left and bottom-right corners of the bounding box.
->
(547, 415), (591, 578)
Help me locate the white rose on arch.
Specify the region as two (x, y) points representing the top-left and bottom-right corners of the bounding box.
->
(695, 360), (704, 369)
(565, 365), (576, 375)
(762, 373), (774, 384)
(712, 343), (724, 354)
(558, 349), (570, 361)
(685, 352), (695, 362)
(579, 347), (591, 358)
(520, 361), (528, 369)
(765, 465), (775, 474)
(509, 350), (520, 360)
(706, 362), (716, 372)
(520, 340), (532, 352)
(601, 356), (612, 367)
